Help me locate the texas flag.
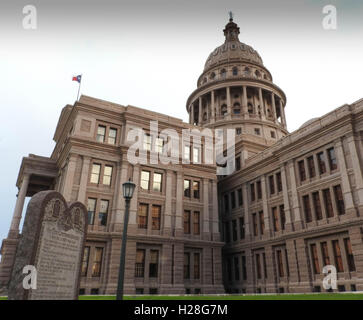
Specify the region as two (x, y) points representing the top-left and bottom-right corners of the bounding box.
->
(72, 75), (82, 83)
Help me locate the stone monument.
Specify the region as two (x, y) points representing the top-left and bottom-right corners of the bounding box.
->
(8, 191), (87, 300)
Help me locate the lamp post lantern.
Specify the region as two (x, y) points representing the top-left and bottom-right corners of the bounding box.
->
(116, 179), (136, 300)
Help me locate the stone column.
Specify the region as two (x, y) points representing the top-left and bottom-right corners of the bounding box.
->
(77, 156), (91, 204)
(226, 87), (232, 118)
(189, 104), (194, 125)
(242, 86), (248, 118)
(212, 180), (220, 241)
(280, 100), (287, 128)
(164, 170), (173, 236)
(259, 88), (265, 120)
(271, 92), (276, 121)
(211, 91), (215, 123)
(62, 154), (78, 202)
(281, 163), (293, 231)
(261, 175), (271, 236)
(347, 134), (363, 208)
(198, 96), (202, 124)
(175, 171), (184, 237)
(288, 160), (304, 230)
(8, 173), (30, 237)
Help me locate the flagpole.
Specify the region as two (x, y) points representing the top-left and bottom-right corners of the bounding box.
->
(76, 74), (82, 101)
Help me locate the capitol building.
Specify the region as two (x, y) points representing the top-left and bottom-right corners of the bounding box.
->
(1, 17), (363, 295)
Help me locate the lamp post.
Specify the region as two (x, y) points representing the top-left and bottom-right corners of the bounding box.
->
(116, 179), (136, 300)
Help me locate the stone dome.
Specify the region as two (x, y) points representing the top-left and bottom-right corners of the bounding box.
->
(203, 18), (263, 72)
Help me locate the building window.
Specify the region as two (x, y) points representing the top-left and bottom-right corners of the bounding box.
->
(269, 175), (275, 195)
(137, 204), (148, 229)
(321, 242), (330, 266)
(224, 194), (229, 211)
(276, 172), (282, 192)
(303, 195), (312, 223)
(184, 253), (190, 279)
(135, 249), (145, 277)
(184, 180), (191, 197)
(227, 258), (232, 281)
(317, 152), (326, 174)
(193, 147), (200, 163)
(238, 189), (243, 206)
(90, 164), (101, 184)
(256, 181), (262, 199)
(81, 246), (90, 276)
(312, 192), (322, 220)
(155, 137), (164, 153)
(149, 250), (159, 278)
(96, 125), (106, 143)
(194, 253), (200, 279)
(271, 131), (276, 138)
(332, 240), (344, 272)
(334, 185), (345, 215)
(92, 247), (103, 277)
(143, 134), (151, 151)
(258, 211), (264, 235)
(193, 211), (200, 235)
(323, 189), (334, 218)
(140, 171), (150, 190)
(307, 156), (316, 178)
(193, 181), (200, 199)
(236, 127), (242, 135)
(231, 192), (236, 209)
(310, 244), (320, 274)
(184, 210), (191, 234)
(103, 165), (113, 185)
(225, 222), (230, 242)
(250, 183), (256, 202)
(272, 207), (279, 232)
(276, 250), (284, 277)
(232, 67), (238, 76)
(242, 255), (247, 280)
(234, 256), (240, 280)
(239, 217), (245, 239)
(344, 238), (356, 272)
(108, 128), (117, 145)
(327, 147), (337, 170)
(298, 160), (306, 181)
(256, 254), (262, 279)
(254, 128), (261, 135)
(152, 173), (162, 192)
(285, 249), (290, 277)
(151, 205), (161, 230)
(98, 200), (109, 226)
(183, 145), (190, 161)
(90, 288), (99, 295)
(235, 157), (241, 171)
(87, 198), (96, 225)
(232, 220), (238, 241)
(252, 213), (258, 236)
(280, 205), (285, 230)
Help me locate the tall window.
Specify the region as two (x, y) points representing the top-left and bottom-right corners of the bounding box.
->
(149, 250), (159, 277)
(238, 189), (243, 206)
(285, 249), (290, 277)
(252, 213), (258, 236)
(140, 170), (150, 190)
(108, 128), (117, 145)
(280, 205), (285, 230)
(232, 219), (238, 241)
(103, 165), (113, 185)
(276, 172), (282, 192)
(155, 137), (164, 153)
(234, 257), (240, 280)
(303, 195), (312, 222)
(184, 253), (190, 279)
(87, 198), (96, 225)
(90, 164), (101, 184)
(152, 173), (162, 192)
(256, 254), (262, 279)
(323, 189), (334, 218)
(193, 147), (200, 163)
(183, 145), (190, 161)
(317, 152), (326, 174)
(81, 246), (90, 276)
(239, 217), (245, 239)
(312, 192), (322, 220)
(193, 181), (200, 199)
(98, 200), (109, 226)
(184, 180), (191, 197)
(307, 156), (316, 178)
(259, 211), (264, 235)
(298, 160), (306, 181)
(257, 181), (262, 199)
(135, 249), (145, 277)
(194, 253), (200, 279)
(242, 255), (247, 280)
(272, 207), (279, 232)
(334, 185), (345, 215)
(96, 125), (106, 142)
(344, 238), (356, 272)
(276, 250), (284, 277)
(310, 244), (320, 274)
(184, 210), (191, 234)
(151, 205), (161, 230)
(231, 192), (236, 209)
(224, 194), (229, 211)
(269, 175), (275, 194)
(263, 253), (267, 279)
(143, 134), (151, 151)
(327, 147), (337, 170)
(92, 247), (103, 277)
(235, 157), (241, 171)
(321, 242), (330, 266)
(232, 67), (238, 76)
(250, 183), (256, 201)
(332, 240), (344, 272)
(193, 211), (200, 235)
(138, 204), (148, 229)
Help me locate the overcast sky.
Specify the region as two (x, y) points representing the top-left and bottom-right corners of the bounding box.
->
(0, 0), (362, 244)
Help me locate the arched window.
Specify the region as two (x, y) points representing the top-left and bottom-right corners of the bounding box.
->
(244, 67), (250, 76)
(248, 103), (253, 114)
(210, 72), (216, 80)
(221, 104), (227, 116)
(203, 77), (207, 84)
(255, 70), (261, 78)
(221, 69), (227, 78)
(233, 103), (241, 115)
(232, 67), (238, 76)
(203, 112), (207, 121)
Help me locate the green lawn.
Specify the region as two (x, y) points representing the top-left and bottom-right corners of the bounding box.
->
(1, 293), (362, 300)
